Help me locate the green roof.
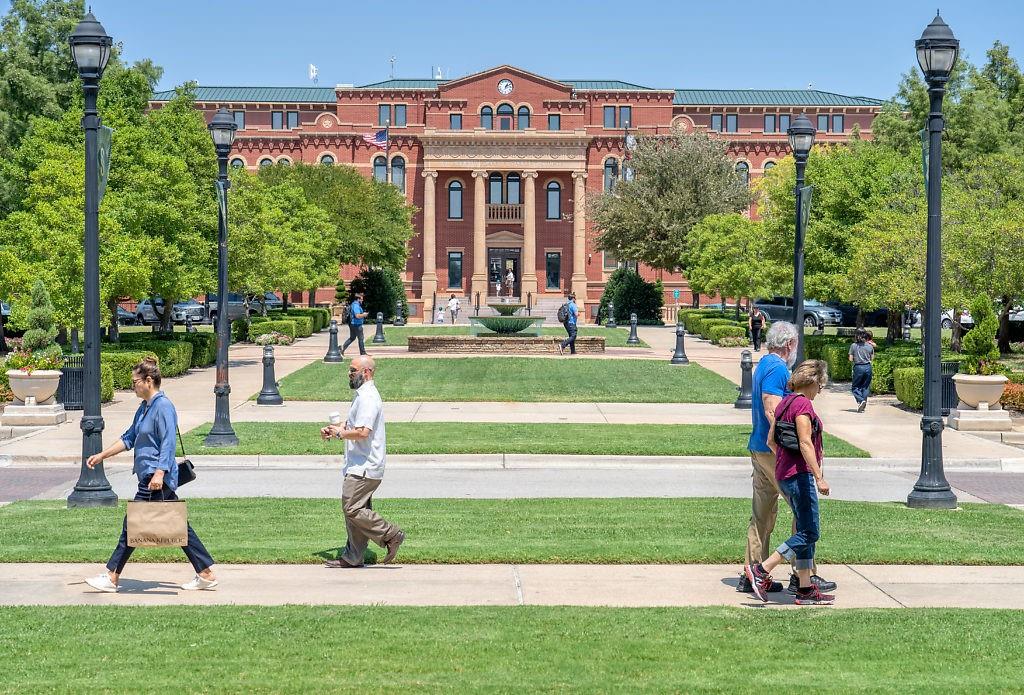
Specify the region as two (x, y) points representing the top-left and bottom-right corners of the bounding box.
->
(673, 89), (884, 106)
(564, 80), (659, 91)
(355, 79), (660, 91)
(356, 79), (445, 89)
(151, 86), (336, 103)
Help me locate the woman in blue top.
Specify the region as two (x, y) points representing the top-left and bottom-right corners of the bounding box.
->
(84, 358), (218, 593)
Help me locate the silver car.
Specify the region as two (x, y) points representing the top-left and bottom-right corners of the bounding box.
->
(172, 299), (206, 324)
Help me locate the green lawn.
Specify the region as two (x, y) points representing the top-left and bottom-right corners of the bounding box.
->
(181, 422), (868, 458)
(274, 358), (738, 403)
(365, 325), (649, 348)
(2, 498), (1021, 565)
(1, 606), (1020, 693)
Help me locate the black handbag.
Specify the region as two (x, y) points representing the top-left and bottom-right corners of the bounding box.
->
(175, 424), (196, 487)
(773, 395), (820, 453)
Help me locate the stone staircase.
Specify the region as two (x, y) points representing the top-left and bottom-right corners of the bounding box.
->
(422, 295), (574, 325)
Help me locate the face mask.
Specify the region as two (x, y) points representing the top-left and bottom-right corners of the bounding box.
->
(349, 371), (365, 390)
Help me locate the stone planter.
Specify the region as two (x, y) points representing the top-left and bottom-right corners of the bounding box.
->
(5, 369), (61, 406)
(952, 373), (1008, 409)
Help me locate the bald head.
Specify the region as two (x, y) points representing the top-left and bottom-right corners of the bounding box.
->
(351, 355), (375, 372)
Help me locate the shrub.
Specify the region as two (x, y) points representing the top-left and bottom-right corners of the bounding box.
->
(700, 319), (742, 339)
(255, 320), (296, 339)
(100, 364), (114, 403)
(821, 344), (853, 382)
(349, 267), (407, 322)
(275, 314), (312, 337)
(334, 279), (347, 304)
(0, 364), (10, 402)
(715, 335), (749, 348)
(100, 350), (159, 389)
(272, 307), (330, 332)
(126, 340), (193, 378)
(962, 294), (1000, 374)
(871, 355), (922, 394)
(687, 313), (728, 336)
(597, 268), (664, 325)
(804, 335), (847, 361)
(22, 280), (59, 356)
(117, 332), (216, 368)
(894, 367), (925, 410)
(709, 325), (748, 345)
(1002, 382), (1024, 411)
(232, 318), (251, 343)
(254, 331), (295, 346)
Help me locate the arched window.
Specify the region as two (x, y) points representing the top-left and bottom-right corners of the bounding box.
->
(488, 172), (503, 203)
(604, 158), (619, 191)
(320, 154), (335, 166)
(373, 156), (387, 182)
(391, 156), (406, 193)
(517, 106), (530, 130)
(480, 106), (493, 129)
(763, 161), (775, 172)
(448, 180), (463, 219)
(546, 181), (561, 220)
(230, 158), (245, 168)
(735, 161), (749, 186)
(258, 158), (273, 168)
(278, 158), (291, 166)
(497, 103), (514, 130)
(507, 172), (521, 205)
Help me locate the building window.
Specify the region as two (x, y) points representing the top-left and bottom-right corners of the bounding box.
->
(230, 157), (245, 168)
(278, 158), (291, 166)
(450, 113), (462, 130)
(497, 103), (513, 130)
(378, 104), (390, 126)
(271, 111), (283, 130)
(710, 114), (723, 132)
(546, 181), (561, 219)
(517, 106), (530, 130)
(603, 251), (620, 271)
(603, 105), (616, 128)
(604, 158), (618, 191)
(546, 252), (561, 290)
(507, 173), (521, 205)
(763, 161), (775, 172)
(764, 114), (776, 133)
(448, 251), (463, 289)
(817, 114), (829, 132)
(779, 114), (791, 132)
(393, 104), (407, 127)
(391, 156), (405, 193)
(481, 106), (493, 129)
(373, 155), (387, 182)
(547, 113), (560, 130)
(832, 114), (844, 133)
(320, 154), (335, 165)
(619, 106), (631, 129)
(259, 158), (273, 167)
(725, 114), (738, 133)
(286, 111), (298, 129)
(735, 161), (749, 186)
(232, 110), (245, 130)
(448, 181), (463, 219)
(488, 172), (503, 203)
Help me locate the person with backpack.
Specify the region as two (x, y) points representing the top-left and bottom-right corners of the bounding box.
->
(558, 292), (578, 355)
(342, 291), (368, 357)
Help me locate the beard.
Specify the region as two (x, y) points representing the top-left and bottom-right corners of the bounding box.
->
(786, 350), (798, 368)
(349, 373), (365, 390)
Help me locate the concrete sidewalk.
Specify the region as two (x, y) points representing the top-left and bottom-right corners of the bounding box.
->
(3, 562), (1022, 609)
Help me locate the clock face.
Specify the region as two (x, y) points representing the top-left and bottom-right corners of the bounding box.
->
(497, 79), (514, 95)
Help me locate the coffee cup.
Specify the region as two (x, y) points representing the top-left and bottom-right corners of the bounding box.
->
(328, 412), (342, 425)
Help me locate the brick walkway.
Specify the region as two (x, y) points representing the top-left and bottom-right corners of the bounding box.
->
(0, 467), (78, 503)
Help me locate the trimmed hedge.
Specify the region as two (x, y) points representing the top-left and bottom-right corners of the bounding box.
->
(687, 313), (728, 336)
(894, 367), (925, 410)
(232, 318), (251, 343)
(100, 364), (114, 403)
(699, 318), (742, 338)
(116, 332), (216, 369)
(709, 325), (748, 345)
(253, 320), (296, 339)
(100, 350), (159, 389)
(270, 307), (329, 332)
(128, 341), (192, 378)
(285, 315), (313, 338)
(821, 344), (853, 382)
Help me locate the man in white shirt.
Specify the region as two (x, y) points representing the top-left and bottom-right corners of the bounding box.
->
(504, 268), (515, 297)
(321, 355), (405, 567)
(447, 294), (460, 324)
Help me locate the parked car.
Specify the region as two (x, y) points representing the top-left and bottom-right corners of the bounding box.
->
(941, 309), (973, 330)
(135, 297), (168, 325)
(752, 297), (842, 327)
(171, 299), (206, 324)
(205, 292), (252, 323)
(249, 291), (283, 314)
(116, 306), (137, 325)
(824, 302), (891, 328)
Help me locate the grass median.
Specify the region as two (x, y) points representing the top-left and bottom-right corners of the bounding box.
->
(359, 325), (649, 348)
(2, 606), (1020, 692)
(274, 357), (738, 403)
(2, 498), (1020, 565)
(180, 422), (868, 458)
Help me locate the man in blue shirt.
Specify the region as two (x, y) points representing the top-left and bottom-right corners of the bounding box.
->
(558, 292), (579, 355)
(737, 321), (835, 595)
(342, 291), (369, 357)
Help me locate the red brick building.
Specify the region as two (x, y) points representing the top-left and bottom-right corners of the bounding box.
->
(152, 65), (882, 321)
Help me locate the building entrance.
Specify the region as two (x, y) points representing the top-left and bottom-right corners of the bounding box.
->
(488, 247), (521, 297)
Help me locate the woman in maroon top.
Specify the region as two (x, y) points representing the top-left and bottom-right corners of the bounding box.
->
(744, 360), (834, 605)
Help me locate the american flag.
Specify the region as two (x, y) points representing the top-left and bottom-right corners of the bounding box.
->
(362, 129), (388, 149)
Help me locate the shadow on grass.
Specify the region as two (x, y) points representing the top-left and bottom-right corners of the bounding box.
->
(314, 547), (380, 565)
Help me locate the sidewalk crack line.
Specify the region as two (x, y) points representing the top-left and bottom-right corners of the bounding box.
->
(511, 564), (524, 605)
(846, 564), (906, 607)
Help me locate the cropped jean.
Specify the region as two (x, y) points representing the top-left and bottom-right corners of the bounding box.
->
(775, 473), (820, 571)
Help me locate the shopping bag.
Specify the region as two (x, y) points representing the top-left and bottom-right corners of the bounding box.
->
(126, 500), (188, 547)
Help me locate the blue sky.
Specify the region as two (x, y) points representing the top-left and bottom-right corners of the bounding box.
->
(6, 0), (1024, 98)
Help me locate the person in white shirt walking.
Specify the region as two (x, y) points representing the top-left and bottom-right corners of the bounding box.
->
(447, 294), (460, 324)
(321, 355), (405, 567)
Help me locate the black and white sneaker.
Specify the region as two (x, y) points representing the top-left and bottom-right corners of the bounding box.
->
(737, 573), (783, 594)
(788, 573), (837, 594)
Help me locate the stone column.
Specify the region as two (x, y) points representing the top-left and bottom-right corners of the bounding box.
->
(571, 171), (588, 300)
(471, 169), (489, 299)
(420, 170), (438, 300)
(522, 170), (538, 295)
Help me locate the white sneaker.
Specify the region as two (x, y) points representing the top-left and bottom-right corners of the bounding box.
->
(85, 573), (119, 593)
(181, 574), (219, 591)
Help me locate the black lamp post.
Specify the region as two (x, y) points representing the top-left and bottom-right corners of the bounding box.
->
(67, 12), (116, 507)
(203, 108), (239, 447)
(908, 13), (959, 509)
(787, 113), (815, 362)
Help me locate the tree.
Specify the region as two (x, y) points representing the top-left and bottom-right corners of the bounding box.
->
(590, 130), (750, 271)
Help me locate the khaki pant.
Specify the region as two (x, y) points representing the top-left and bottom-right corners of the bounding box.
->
(341, 474), (402, 566)
(745, 450), (815, 572)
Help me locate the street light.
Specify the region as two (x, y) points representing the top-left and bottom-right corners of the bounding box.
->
(67, 12), (116, 507)
(787, 113), (815, 362)
(204, 108), (239, 447)
(908, 13), (959, 509)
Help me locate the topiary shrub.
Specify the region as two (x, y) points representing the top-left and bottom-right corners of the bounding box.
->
(709, 325), (748, 345)
(962, 294), (1000, 374)
(596, 268), (664, 325)
(334, 279), (347, 304)
(894, 367), (925, 410)
(349, 267), (407, 322)
(100, 350), (159, 389)
(18, 279), (62, 368)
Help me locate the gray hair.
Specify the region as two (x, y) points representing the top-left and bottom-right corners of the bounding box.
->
(765, 321), (799, 351)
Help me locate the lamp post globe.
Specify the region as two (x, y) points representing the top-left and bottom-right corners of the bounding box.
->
(204, 107), (239, 447)
(67, 11), (116, 507)
(909, 14), (959, 509)
(786, 113), (815, 362)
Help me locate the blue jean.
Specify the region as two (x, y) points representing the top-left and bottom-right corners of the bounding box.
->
(776, 473), (820, 571)
(343, 323), (366, 355)
(560, 322), (577, 354)
(852, 363), (873, 403)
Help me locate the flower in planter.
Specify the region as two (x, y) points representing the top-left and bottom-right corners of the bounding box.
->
(4, 349), (63, 374)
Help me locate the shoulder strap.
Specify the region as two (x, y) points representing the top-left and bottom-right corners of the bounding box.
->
(776, 394), (799, 421)
(176, 424), (185, 458)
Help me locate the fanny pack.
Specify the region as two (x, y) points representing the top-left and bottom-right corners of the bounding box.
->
(773, 395), (820, 453)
